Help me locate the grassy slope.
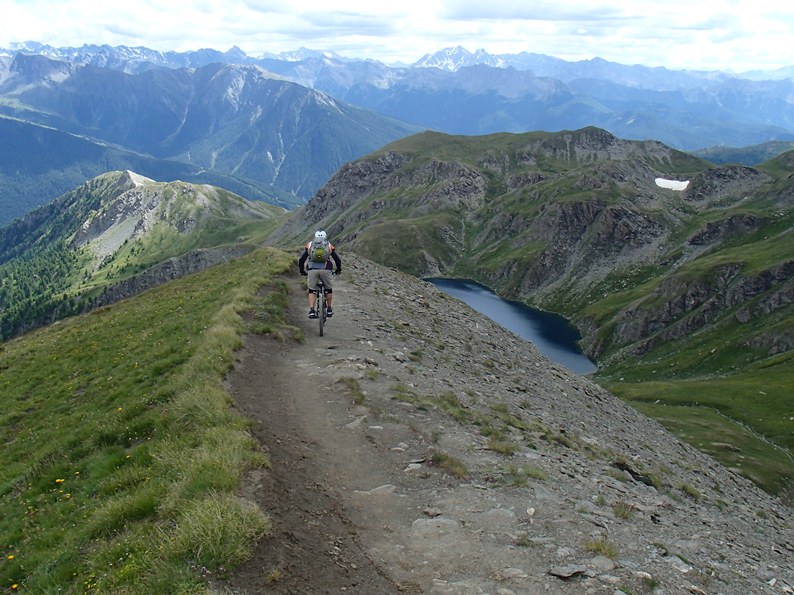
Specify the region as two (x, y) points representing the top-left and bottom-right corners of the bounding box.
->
(0, 247), (295, 593)
(601, 355), (794, 495)
(589, 204), (794, 495)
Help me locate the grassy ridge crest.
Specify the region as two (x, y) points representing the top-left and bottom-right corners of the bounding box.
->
(0, 247), (294, 592)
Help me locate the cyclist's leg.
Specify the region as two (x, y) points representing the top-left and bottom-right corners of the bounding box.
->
(319, 270), (334, 309)
(307, 270), (320, 313)
(318, 270), (332, 306)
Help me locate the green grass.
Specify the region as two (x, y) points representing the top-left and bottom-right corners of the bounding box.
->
(500, 464), (548, 486)
(429, 451), (468, 478)
(584, 537), (618, 559)
(611, 501), (635, 519)
(338, 377), (367, 405)
(0, 246), (294, 593)
(608, 351), (794, 497)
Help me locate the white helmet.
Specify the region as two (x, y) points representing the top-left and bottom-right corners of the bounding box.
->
(314, 230), (327, 241)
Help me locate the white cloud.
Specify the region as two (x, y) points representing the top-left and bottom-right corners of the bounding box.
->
(0, 0), (792, 71)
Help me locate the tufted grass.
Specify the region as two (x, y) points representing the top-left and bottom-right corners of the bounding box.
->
(0, 247), (293, 593)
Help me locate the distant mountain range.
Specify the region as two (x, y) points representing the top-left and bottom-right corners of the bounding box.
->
(7, 41), (794, 82)
(0, 52), (421, 223)
(1, 42), (794, 225)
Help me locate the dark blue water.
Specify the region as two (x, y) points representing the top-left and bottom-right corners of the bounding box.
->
(427, 278), (597, 375)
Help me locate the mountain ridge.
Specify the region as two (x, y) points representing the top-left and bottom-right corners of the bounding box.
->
(0, 53), (422, 221)
(0, 115), (289, 224)
(0, 170), (286, 339)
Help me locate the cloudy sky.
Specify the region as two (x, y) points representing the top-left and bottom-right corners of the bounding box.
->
(1, 0), (792, 73)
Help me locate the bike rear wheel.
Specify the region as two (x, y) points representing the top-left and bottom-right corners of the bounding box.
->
(318, 287), (325, 336)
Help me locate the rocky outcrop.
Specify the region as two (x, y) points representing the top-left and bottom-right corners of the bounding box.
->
(478, 201), (665, 297)
(302, 152), (412, 220)
(608, 260), (794, 357)
(688, 213), (766, 245)
(685, 165), (772, 205)
(93, 245), (254, 307)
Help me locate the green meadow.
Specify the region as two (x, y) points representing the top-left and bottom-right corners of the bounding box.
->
(0, 247), (294, 593)
(601, 349), (794, 497)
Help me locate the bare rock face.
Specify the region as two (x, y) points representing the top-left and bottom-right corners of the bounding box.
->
(305, 152), (412, 219)
(93, 245), (254, 308)
(688, 213), (766, 245)
(685, 165), (772, 206)
(607, 260), (794, 358)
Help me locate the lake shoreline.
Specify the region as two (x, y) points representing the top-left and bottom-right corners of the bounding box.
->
(425, 277), (597, 375)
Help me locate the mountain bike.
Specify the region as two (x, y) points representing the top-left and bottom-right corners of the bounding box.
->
(315, 277), (328, 336)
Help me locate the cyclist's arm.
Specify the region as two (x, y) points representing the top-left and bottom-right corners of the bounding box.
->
(297, 248), (309, 273)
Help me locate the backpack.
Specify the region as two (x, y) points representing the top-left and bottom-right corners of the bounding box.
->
(309, 240), (331, 263)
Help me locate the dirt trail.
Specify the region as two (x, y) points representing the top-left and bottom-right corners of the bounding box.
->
(219, 255), (794, 595)
(220, 260), (558, 594)
(221, 261), (458, 594)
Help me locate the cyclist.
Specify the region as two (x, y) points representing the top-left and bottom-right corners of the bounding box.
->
(298, 230), (342, 319)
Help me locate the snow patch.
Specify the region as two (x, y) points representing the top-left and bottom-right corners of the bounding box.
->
(314, 90), (342, 113)
(126, 171), (152, 186)
(655, 178), (689, 191)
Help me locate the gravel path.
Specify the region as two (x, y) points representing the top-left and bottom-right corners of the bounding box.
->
(220, 254), (793, 595)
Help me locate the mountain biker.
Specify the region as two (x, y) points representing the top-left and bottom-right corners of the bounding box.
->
(298, 230), (342, 319)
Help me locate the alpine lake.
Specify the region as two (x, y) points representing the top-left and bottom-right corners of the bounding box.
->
(426, 278), (597, 376)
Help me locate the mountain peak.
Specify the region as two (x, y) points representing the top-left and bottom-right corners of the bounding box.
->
(120, 170), (154, 187)
(259, 47), (344, 62)
(412, 46), (512, 71)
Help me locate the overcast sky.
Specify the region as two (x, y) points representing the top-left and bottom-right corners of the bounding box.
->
(1, 0), (792, 73)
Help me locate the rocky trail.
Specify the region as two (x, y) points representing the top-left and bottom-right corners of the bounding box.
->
(219, 254), (793, 594)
